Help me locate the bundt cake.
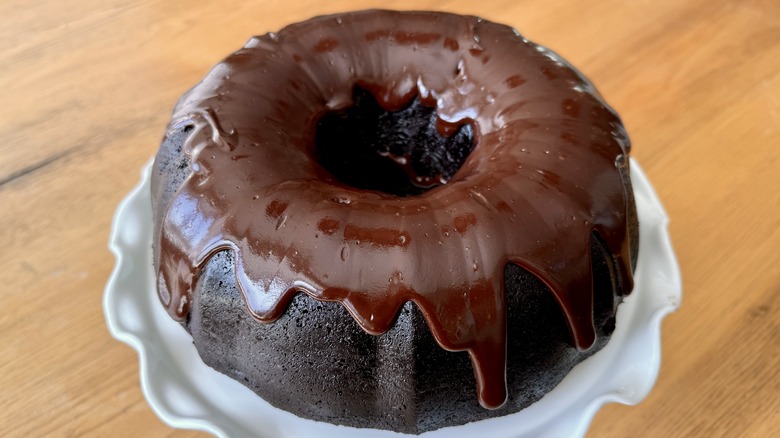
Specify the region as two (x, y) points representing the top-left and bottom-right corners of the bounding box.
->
(151, 10), (638, 434)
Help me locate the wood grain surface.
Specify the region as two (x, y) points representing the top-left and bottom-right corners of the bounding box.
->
(1, 0), (779, 436)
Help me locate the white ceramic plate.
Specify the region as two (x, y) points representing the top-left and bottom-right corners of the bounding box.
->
(104, 159), (681, 438)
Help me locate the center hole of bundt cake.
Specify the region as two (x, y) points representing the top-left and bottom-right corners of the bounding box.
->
(315, 86), (475, 197)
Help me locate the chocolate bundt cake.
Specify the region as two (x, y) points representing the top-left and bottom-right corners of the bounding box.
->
(151, 10), (638, 434)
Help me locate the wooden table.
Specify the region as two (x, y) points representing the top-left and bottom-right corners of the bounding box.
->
(2, 0), (778, 436)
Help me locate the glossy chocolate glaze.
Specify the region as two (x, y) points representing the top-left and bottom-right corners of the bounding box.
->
(152, 10), (634, 410)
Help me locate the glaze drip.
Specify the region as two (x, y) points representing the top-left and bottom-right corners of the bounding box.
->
(154, 10), (634, 410)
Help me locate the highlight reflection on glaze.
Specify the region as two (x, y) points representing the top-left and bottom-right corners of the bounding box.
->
(153, 10), (634, 410)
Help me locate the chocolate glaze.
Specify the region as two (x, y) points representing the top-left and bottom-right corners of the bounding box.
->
(152, 10), (634, 410)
